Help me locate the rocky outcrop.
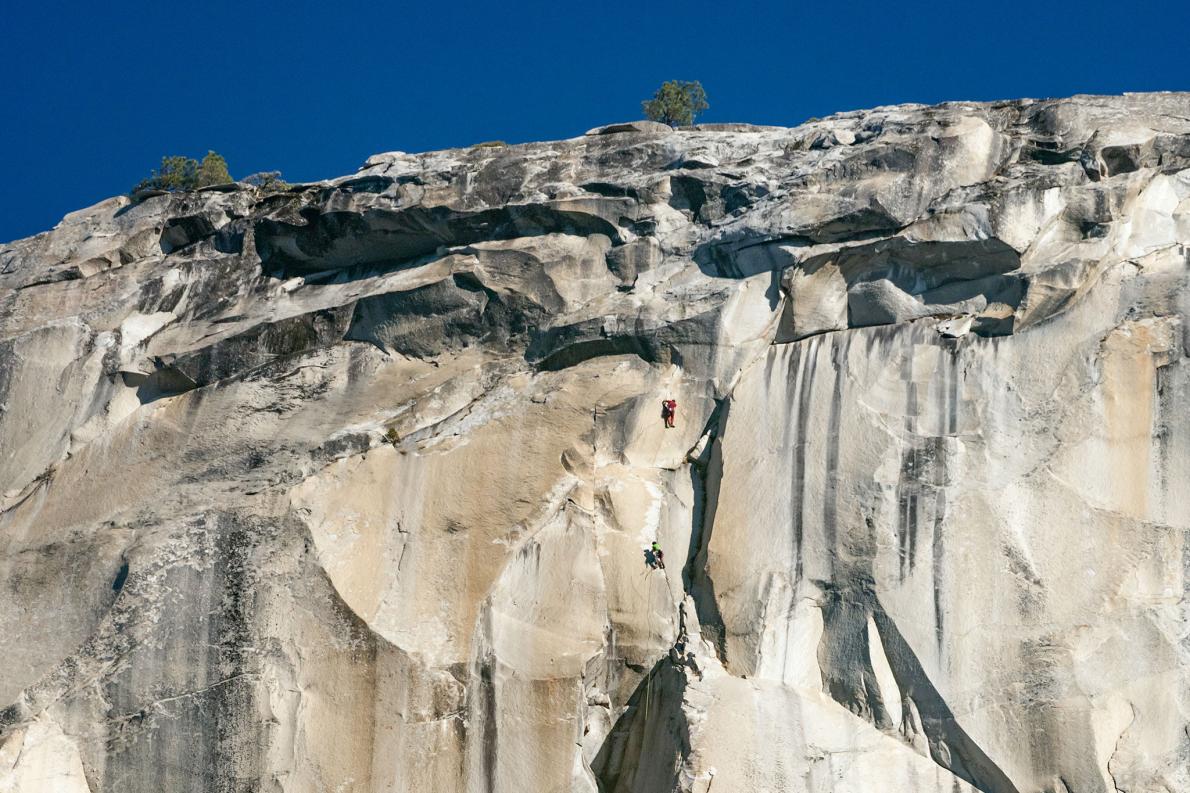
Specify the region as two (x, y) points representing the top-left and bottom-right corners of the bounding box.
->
(1, 93), (1188, 793)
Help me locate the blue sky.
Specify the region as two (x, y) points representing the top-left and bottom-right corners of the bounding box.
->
(2, 0), (1187, 243)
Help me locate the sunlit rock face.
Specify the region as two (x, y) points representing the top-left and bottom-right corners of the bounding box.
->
(2, 93), (1189, 793)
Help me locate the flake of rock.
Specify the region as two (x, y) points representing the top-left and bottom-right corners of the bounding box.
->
(585, 120), (674, 136)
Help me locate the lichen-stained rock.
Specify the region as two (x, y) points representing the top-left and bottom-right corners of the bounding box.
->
(1, 93), (1189, 793)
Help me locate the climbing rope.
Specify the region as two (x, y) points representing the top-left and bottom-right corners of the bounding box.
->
(645, 565), (657, 722)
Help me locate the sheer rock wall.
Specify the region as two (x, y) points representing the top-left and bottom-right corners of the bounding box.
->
(1, 93), (1189, 792)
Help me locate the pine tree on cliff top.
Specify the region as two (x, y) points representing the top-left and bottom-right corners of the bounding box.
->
(642, 80), (708, 127)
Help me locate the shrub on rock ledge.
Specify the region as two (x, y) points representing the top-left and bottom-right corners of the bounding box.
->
(132, 150), (233, 195)
(244, 171), (291, 191)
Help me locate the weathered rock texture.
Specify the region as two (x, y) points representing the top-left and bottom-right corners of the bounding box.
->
(2, 93), (1189, 793)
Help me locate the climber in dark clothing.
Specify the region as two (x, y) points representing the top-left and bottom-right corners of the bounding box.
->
(684, 651), (703, 680)
(670, 637), (703, 679)
(661, 399), (677, 429)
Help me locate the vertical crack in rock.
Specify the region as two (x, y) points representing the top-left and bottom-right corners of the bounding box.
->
(930, 432), (949, 650)
(685, 400), (729, 664)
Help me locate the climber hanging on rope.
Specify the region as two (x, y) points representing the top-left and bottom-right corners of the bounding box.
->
(661, 398), (677, 429)
(650, 540), (665, 570)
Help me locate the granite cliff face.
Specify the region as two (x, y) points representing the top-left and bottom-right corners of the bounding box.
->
(2, 93), (1189, 793)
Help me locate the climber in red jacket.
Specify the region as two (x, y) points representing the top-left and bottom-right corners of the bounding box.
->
(661, 398), (677, 429)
